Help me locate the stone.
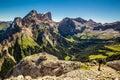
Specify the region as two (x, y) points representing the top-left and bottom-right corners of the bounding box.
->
(107, 60), (120, 71)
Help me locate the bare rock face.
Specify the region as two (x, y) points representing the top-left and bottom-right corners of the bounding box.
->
(7, 52), (82, 78)
(11, 17), (23, 28)
(8, 17), (22, 33)
(42, 12), (52, 20)
(22, 10), (52, 27)
(23, 10), (38, 20)
(22, 10), (39, 27)
(73, 17), (87, 24)
(58, 17), (76, 36)
(107, 60), (120, 71)
(23, 10), (52, 22)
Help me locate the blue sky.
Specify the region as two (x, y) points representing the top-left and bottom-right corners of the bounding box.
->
(0, 0), (120, 23)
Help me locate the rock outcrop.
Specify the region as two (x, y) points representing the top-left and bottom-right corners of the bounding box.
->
(42, 12), (52, 20)
(22, 10), (52, 27)
(6, 58), (120, 80)
(58, 17), (77, 36)
(7, 52), (82, 78)
(12, 17), (23, 28)
(73, 17), (87, 24)
(107, 60), (120, 71)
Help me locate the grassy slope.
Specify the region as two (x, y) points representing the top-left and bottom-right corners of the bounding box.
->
(77, 42), (120, 62)
(18, 37), (40, 49)
(0, 22), (9, 30)
(11, 36), (42, 63)
(69, 30), (120, 62)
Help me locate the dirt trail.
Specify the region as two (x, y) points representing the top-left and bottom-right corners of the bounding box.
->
(90, 65), (120, 79)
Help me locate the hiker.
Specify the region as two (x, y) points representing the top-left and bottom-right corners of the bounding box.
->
(98, 59), (103, 71)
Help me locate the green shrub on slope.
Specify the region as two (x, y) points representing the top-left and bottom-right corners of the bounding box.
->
(0, 57), (16, 79)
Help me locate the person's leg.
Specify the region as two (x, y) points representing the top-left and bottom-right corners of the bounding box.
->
(98, 63), (101, 71)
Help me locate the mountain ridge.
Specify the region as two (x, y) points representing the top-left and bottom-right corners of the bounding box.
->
(0, 10), (120, 79)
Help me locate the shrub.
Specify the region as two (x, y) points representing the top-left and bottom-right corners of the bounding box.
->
(0, 57), (16, 79)
(65, 56), (71, 61)
(81, 64), (91, 70)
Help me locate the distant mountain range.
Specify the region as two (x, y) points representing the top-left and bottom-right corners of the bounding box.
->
(0, 21), (12, 23)
(0, 10), (120, 79)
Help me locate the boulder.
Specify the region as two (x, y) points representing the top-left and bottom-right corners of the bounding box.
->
(107, 60), (120, 71)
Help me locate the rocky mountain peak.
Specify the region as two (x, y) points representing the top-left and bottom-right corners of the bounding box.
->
(14, 17), (22, 23)
(58, 17), (77, 36)
(21, 10), (53, 27)
(73, 17), (87, 24)
(62, 17), (71, 21)
(22, 10), (38, 22)
(42, 12), (52, 20)
(29, 10), (37, 15)
(88, 19), (94, 22)
(59, 17), (74, 26)
(24, 10), (38, 19)
(11, 17), (23, 28)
